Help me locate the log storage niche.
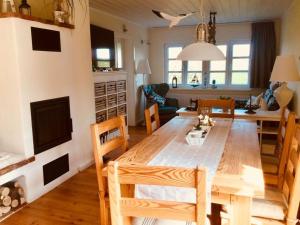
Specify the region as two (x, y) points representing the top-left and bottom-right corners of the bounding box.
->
(0, 180), (26, 220)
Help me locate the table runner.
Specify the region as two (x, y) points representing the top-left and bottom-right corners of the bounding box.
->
(135, 118), (232, 213)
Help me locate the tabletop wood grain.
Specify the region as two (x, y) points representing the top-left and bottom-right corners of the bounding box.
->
(117, 117), (264, 198)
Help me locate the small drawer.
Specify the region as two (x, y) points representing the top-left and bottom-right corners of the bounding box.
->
(118, 92), (126, 105)
(94, 82), (106, 96)
(96, 110), (107, 123)
(107, 107), (117, 119)
(107, 94), (117, 108)
(95, 96), (106, 111)
(107, 81), (117, 95)
(117, 80), (126, 92)
(118, 104), (127, 116)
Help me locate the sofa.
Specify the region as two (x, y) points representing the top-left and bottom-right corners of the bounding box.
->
(142, 83), (179, 125)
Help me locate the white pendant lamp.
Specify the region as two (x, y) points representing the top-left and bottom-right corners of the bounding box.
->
(177, 0), (225, 61)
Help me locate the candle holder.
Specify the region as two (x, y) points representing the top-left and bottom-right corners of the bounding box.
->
(245, 94), (256, 114)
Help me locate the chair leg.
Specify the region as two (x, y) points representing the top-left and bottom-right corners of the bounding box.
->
(99, 192), (109, 225)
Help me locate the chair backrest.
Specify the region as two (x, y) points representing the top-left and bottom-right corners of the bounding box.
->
(91, 115), (128, 194)
(107, 162), (207, 225)
(282, 125), (300, 223)
(197, 99), (235, 119)
(144, 103), (160, 135)
(277, 110), (296, 188)
(277, 107), (289, 150)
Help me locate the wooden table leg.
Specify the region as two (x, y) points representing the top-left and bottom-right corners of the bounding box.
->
(121, 184), (135, 225)
(230, 195), (252, 225)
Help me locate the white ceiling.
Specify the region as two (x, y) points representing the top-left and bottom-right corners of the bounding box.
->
(89, 0), (293, 27)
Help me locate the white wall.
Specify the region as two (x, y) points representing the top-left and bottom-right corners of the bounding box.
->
(0, 0), (94, 202)
(280, 0), (300, 115)
(149, 21), (281, 84)
(90, 8), (149, 125)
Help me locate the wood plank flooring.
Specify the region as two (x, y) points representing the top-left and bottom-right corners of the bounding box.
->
(1, 126), (147, 225)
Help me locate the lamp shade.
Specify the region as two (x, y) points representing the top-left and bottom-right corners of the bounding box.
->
(136, 59), (151, 74)
(177, 41), (225, 61)
(270, 55), (300, 82)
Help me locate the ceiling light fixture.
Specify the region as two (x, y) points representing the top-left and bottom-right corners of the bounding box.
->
(177, 0), (225, 61)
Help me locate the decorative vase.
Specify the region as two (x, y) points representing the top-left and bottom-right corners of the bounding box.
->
(54, 10), (65, 23)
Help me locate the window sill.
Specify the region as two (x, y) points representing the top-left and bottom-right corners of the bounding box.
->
(168, 86), (264, 96)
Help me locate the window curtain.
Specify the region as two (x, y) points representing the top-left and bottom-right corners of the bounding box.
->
(250, 22), (276, 89)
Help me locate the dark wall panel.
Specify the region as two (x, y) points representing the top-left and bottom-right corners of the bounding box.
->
(31, 27), (61, 52)
(43, 154), (69, 185)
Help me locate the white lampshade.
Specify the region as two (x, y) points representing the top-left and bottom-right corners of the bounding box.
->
(136, 59), (151, 74)
(270, 55), (300, 82)
(177, 41), (225, 61)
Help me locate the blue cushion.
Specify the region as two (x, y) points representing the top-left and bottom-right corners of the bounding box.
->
(152, 91), (166, 106)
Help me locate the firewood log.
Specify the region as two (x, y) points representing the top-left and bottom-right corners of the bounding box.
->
(17, 188), (24, 197)
(0, 187), (10, 197)
(11, 199), (19, 208)
(0, 196), (11, 207)
(0, 206), (11, 214)
(20, 197), (25, 205)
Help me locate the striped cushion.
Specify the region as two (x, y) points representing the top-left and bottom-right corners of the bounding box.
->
(133, 218), (210, 225)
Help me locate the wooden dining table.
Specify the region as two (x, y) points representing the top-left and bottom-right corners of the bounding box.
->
(112, 116), (265, 225)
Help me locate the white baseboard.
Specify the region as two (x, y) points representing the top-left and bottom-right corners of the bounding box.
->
(78, 159), (94, 172)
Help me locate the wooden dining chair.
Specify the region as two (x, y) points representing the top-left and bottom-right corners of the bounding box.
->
(144, 103), (160, 135)
(222, 125), (300, 225)
(262, 109), (296, 187)
(197, 99), (235, 119)
(107, 162), (207, 225)
(90, 115), (128, 225)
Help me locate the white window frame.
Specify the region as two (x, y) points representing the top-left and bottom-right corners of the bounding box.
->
(164, 40), (251, 89)
(227, 40), (251, 88)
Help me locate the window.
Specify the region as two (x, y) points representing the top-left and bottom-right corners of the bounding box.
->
(209, 45), (227, 85)
(165, 41), (251, 88)
(96, 48), (111, 68)
(230, 44), (251, 85)
(187, 61), (202, 85)
(167, 46), (183, 84)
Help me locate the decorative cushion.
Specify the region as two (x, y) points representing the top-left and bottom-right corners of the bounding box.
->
(255, 93), (264, 106)
(263, 89), (273, 103)
(152, 91), (166, 106)
(267, 96), (280, 111)
(260, 98), (268, 110)
(273, 84), (293, 108)
(270, 82), (281, 91)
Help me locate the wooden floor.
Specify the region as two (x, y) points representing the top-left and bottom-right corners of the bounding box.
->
(1, 126), (147, 225)
(1, 125), (221, 225)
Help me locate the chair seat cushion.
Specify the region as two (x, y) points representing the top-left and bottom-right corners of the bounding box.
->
(159, 106), (178, 115)
(222, 186), (287, 221)
(133, 218), (210, 225)
(261, 155), (280, 164)
(262, 154), (279, 174)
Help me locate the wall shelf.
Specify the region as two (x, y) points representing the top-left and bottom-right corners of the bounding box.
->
(0, 13), (75, 29)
